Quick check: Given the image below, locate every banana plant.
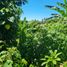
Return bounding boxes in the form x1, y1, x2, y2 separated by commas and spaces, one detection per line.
45, 0, 67, 17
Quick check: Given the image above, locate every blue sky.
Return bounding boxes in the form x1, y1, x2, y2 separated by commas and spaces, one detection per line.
20, 0, 63, 20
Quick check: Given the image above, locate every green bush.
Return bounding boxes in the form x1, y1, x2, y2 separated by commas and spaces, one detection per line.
17, 20, 67, 66
0, 0, 67, 67
41, 50, 61, 67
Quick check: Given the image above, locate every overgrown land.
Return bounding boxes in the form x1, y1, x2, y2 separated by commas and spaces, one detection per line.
0, 0, 67, 67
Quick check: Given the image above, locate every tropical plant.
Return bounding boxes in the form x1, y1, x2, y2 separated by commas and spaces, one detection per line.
45, 0, 67, 17
17, 19, 67, 66
41, 50, 61, 67
3, 60, 13, 67
0, 0, 67, 67
29, 64, 35, 67
0, 0, 27, 45
0, 0, 28, 67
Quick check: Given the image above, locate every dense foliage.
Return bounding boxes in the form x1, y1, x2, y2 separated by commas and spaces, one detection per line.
0, 0, 28, 67
0, 0, 67, 67
19, 19, 67, 67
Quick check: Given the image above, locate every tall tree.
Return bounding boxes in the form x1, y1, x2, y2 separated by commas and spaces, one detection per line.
45, 0, 67, 17
0, 0, 27, 46
0, 0, 28, 67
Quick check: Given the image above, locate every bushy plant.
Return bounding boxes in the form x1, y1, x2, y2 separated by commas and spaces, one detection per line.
0, 0, 28, 67
41, 50, 61, 67
0, 0, 67, 67
17, 19, 67, 66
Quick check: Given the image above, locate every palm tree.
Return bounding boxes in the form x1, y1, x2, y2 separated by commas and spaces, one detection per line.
45, 0, 67, 17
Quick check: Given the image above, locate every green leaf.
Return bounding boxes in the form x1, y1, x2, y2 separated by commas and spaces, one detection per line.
41, 62, 47, 66
40, 58, 46, 61
5, 24, 11, 30
55, 52, 62, 58
56, 58, 61, 61
52, 60, 57, 64
22, 59, 28, 65
3, 60, 13, 67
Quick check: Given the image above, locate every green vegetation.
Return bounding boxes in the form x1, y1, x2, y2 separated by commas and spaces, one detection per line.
46, 0, 67, 17
0, 0, 67, 67
41, 50, 61, 67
